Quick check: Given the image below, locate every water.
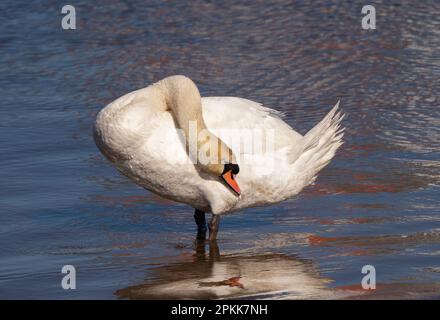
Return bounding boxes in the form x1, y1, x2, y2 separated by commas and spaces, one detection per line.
1, 0, 439, 299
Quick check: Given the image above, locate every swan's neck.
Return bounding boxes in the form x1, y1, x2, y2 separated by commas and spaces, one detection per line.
159, 75, 206, 136
157, 76, 232, 175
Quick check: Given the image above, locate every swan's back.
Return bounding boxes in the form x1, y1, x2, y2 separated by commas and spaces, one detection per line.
202, 97, 303, 152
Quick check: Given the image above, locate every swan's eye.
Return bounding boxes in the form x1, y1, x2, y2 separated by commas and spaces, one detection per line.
223, 163, 239, 175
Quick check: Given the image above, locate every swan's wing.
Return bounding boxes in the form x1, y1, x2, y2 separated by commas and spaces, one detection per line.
201, 97, 302, 153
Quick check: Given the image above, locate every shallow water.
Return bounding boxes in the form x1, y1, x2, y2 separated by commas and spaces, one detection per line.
1, 0, 439, 299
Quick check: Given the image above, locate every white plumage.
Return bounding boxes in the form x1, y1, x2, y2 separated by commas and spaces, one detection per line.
94, 75, 344, 215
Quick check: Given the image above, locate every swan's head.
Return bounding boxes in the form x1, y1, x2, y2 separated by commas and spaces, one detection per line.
203, 141, 241, 196
195, 131, 241, 196
220, 163, 241, 196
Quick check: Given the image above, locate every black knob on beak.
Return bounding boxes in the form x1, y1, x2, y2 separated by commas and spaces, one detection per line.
223, 163, 239, 175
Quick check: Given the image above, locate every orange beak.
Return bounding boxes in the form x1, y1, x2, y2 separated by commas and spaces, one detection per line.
221, 170, 241, 196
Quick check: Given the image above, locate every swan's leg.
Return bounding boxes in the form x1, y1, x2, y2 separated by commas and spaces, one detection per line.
194, 238, 220, 261
194, 209, 207, 240
209, 240, 220, 260
194, 237, 206, 260
208, 214, 220, 241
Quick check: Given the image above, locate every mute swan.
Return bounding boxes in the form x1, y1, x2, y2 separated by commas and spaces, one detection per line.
94, 75, 344, 240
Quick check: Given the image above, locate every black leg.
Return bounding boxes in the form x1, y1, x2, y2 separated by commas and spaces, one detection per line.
208, 215, 220, 241
194, 209, 207, 240
194, 237, 206, 260
194, 237, 220, 261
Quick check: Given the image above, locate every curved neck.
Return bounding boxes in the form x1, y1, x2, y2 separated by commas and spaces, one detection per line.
159, 75, 207, 136
157, 76, 233, 174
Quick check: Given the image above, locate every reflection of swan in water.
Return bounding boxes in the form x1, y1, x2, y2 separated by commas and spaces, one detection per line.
116, 241, 345, 300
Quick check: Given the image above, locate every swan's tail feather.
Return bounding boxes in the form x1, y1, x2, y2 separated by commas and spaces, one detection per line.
290, 101, 344, 188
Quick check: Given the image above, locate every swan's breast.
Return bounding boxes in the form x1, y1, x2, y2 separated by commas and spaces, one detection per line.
94, 94, 233, 211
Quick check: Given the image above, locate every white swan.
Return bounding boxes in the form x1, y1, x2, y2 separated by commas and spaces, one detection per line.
94, 75, 344, 240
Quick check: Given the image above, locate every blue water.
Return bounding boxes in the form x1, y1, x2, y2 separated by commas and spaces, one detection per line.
1, 0, 439, 299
